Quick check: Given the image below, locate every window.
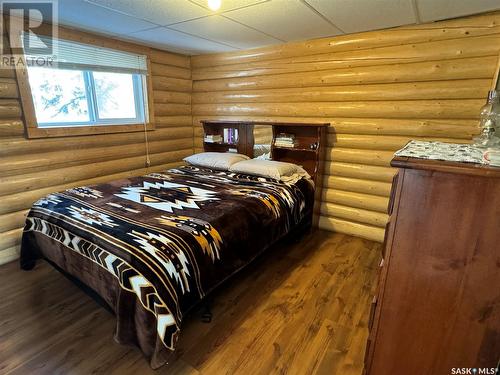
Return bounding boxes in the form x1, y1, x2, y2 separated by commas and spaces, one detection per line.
21, 34, 152, 137
28, 68, 145, 127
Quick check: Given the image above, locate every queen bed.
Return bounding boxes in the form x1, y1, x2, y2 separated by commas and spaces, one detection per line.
19, 121, 327, 368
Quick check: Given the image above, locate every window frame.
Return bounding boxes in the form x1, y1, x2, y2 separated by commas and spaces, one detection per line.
13, 24, 155, 139
30, 69, 146, 128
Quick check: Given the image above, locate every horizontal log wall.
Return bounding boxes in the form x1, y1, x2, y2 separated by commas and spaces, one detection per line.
254, 124, 273, 144
0, 36, 193, 265
192, 12, 500, 242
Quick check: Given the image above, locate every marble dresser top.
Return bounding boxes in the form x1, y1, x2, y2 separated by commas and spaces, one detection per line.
394, 141, 485, 164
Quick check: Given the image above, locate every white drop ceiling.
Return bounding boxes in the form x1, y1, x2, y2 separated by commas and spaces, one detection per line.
55, 0, 500, 55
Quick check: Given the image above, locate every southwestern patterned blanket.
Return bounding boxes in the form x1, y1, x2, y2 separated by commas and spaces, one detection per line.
20, 165, 313, 368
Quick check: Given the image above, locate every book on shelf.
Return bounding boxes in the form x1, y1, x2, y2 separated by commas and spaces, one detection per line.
274, 140, 296, 147
204, 134, 222, 143
274, 132, 297, 148
275, 132, 297, 147
223, 128, 239, 144
275, 133, 295, 141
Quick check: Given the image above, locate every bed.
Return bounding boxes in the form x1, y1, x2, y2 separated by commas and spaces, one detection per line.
20, 165, 314, 368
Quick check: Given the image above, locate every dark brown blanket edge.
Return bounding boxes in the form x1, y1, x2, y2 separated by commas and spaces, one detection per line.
20, 231, 175, 369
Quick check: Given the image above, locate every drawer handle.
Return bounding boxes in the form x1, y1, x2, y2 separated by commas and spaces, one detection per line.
364, 338, 372, 366
368, 295, 378, 331
382, 221, 391, 259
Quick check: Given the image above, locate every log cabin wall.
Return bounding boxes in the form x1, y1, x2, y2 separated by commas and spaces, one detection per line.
191, 12, 500, 243
2, 12, 500, 264
253, 124, 273, 145
0, 33, 193, 265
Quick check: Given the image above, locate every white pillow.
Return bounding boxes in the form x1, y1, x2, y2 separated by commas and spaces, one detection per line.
229, 159, 310, 183
183, 152, 249, 170
255, 151, 271, 160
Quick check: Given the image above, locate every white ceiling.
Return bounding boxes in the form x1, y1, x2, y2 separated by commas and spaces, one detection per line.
54, 0, 500, 55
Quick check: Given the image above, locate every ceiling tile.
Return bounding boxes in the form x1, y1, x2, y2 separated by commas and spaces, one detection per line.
58, 0, 157, 35
417, 0, 500, 22
225, 0, 342, 41
169, 15, 281, 49
125, 26, 237, 54
305, 0, 417, 33
191, 0, 269, 13
52, 0, 500, 56
85, 0, 210, 25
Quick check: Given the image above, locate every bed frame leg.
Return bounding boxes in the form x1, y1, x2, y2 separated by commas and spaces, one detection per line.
290, 215, 313, 243
201, 302, 212, 323
20, 258, 37, 271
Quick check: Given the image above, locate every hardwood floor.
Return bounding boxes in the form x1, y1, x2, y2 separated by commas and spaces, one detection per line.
0, 230, 381, 375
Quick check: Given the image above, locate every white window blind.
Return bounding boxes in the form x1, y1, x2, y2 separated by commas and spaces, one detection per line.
23, 34, 148, 74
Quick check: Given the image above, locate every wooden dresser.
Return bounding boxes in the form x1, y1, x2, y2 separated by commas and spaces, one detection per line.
364, 156, 500, 375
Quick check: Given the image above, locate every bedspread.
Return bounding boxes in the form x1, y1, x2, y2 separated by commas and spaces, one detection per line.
20, 165, 313, 368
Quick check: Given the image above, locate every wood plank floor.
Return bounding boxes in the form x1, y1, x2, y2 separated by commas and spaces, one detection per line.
0, 230, 381, 375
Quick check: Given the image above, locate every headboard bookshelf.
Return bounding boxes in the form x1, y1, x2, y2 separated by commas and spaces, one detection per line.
200, 120, 329, 187
201, 120, 254, 158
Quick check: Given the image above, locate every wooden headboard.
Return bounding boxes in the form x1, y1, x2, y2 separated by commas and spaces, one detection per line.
200, 120, 329, 187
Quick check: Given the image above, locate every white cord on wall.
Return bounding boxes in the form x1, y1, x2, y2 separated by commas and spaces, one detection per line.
144, 121, 151, 167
